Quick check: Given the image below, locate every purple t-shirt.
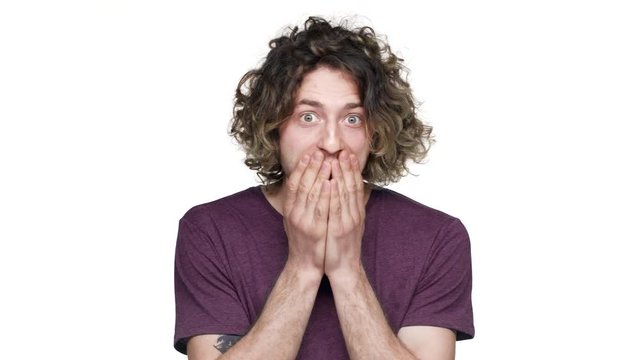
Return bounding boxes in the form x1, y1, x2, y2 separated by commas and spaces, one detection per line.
174, 186, 474, 357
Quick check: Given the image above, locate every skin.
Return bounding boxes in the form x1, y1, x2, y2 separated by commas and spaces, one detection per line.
270, 66, 373, 279
187, 66, 456, 359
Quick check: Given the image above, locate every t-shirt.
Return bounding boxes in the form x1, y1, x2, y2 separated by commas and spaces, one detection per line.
174, 186, 474, 357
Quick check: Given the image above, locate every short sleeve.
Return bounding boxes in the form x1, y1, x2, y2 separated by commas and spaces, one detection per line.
401, 218, 475, 340
173, 217, 250, 354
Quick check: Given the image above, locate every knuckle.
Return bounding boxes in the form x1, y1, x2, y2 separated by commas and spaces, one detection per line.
298, 181, 309, 192
286, 181, 297, 192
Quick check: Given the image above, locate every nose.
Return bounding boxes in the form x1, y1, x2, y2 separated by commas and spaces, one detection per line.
317, 121, 343, 156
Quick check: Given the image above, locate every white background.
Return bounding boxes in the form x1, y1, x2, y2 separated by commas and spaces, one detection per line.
1, 0, 639, 359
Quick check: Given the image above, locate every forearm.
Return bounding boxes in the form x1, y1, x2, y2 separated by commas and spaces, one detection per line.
329, 265, 417, 360
220, 262, 322, 360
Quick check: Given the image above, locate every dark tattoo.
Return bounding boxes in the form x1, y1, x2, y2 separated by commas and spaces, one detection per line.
214, 335, 242, 353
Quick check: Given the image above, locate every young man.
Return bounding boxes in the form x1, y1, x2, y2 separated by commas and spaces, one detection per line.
174, 17, 474, 359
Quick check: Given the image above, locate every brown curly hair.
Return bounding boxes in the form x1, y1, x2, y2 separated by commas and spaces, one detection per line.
230, 16, 433, 186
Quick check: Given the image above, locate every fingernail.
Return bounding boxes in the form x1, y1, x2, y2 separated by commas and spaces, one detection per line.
301, 155, 310, 165
313, 151, 323, 161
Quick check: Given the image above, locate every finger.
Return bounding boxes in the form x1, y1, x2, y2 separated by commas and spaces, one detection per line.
305, 160, 331, 222
329, 178, 341, 222
284, 154, 310, 212
315, 179, 331, 223
339, 152, 359, 222
294, 151, 324, 209
339, 151, 357, 195
331, 156, 351, 224
350, 153, 365, 218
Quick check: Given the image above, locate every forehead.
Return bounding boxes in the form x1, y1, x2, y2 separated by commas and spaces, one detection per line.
295, 66, 361, 101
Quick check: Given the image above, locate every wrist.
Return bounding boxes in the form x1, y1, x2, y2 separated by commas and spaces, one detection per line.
326, 262, 366, 287
283, 259, 324, 286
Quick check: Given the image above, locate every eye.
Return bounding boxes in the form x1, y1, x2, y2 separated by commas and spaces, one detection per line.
300, 113, 318, 123
345, 115, 362, 126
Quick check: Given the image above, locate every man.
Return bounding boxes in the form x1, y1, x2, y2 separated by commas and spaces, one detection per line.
174, 16, 474, 359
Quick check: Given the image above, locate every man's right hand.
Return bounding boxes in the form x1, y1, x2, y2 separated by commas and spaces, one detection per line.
282, 150, 331, 276
188, 154, 331, 359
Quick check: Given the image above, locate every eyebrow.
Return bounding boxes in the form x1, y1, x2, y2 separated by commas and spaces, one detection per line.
297, 98, 363, 110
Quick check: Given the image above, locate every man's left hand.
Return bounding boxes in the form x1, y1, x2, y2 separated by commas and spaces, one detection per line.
324, 150, 366, 277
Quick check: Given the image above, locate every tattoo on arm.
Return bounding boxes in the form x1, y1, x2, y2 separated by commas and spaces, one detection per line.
214, 335, 242, 353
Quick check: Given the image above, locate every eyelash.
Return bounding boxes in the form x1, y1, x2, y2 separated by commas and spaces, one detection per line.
299, 113, 363, 126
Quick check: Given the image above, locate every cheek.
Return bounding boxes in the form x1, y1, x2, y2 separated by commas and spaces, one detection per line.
278, 126, 318, 174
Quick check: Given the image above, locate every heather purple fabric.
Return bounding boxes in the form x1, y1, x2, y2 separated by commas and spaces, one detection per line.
174, 186, 474, 357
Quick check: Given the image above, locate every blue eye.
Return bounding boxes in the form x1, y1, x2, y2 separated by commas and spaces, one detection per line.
301, 113, 317, 122
346, 115, 361, 125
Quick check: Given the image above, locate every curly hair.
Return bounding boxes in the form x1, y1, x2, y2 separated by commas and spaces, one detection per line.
229, 16, 433, 186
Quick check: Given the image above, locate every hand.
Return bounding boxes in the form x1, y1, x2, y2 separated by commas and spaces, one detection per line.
324, 151, 366, 277
282, 150, 331, 275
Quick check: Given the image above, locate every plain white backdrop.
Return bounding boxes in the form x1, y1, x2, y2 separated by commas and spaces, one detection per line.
1, 0, 639, 359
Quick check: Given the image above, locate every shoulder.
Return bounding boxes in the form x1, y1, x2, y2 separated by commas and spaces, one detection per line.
180, 186, 264, 229
369, 186, 470, 254
371, 186, 463, 229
